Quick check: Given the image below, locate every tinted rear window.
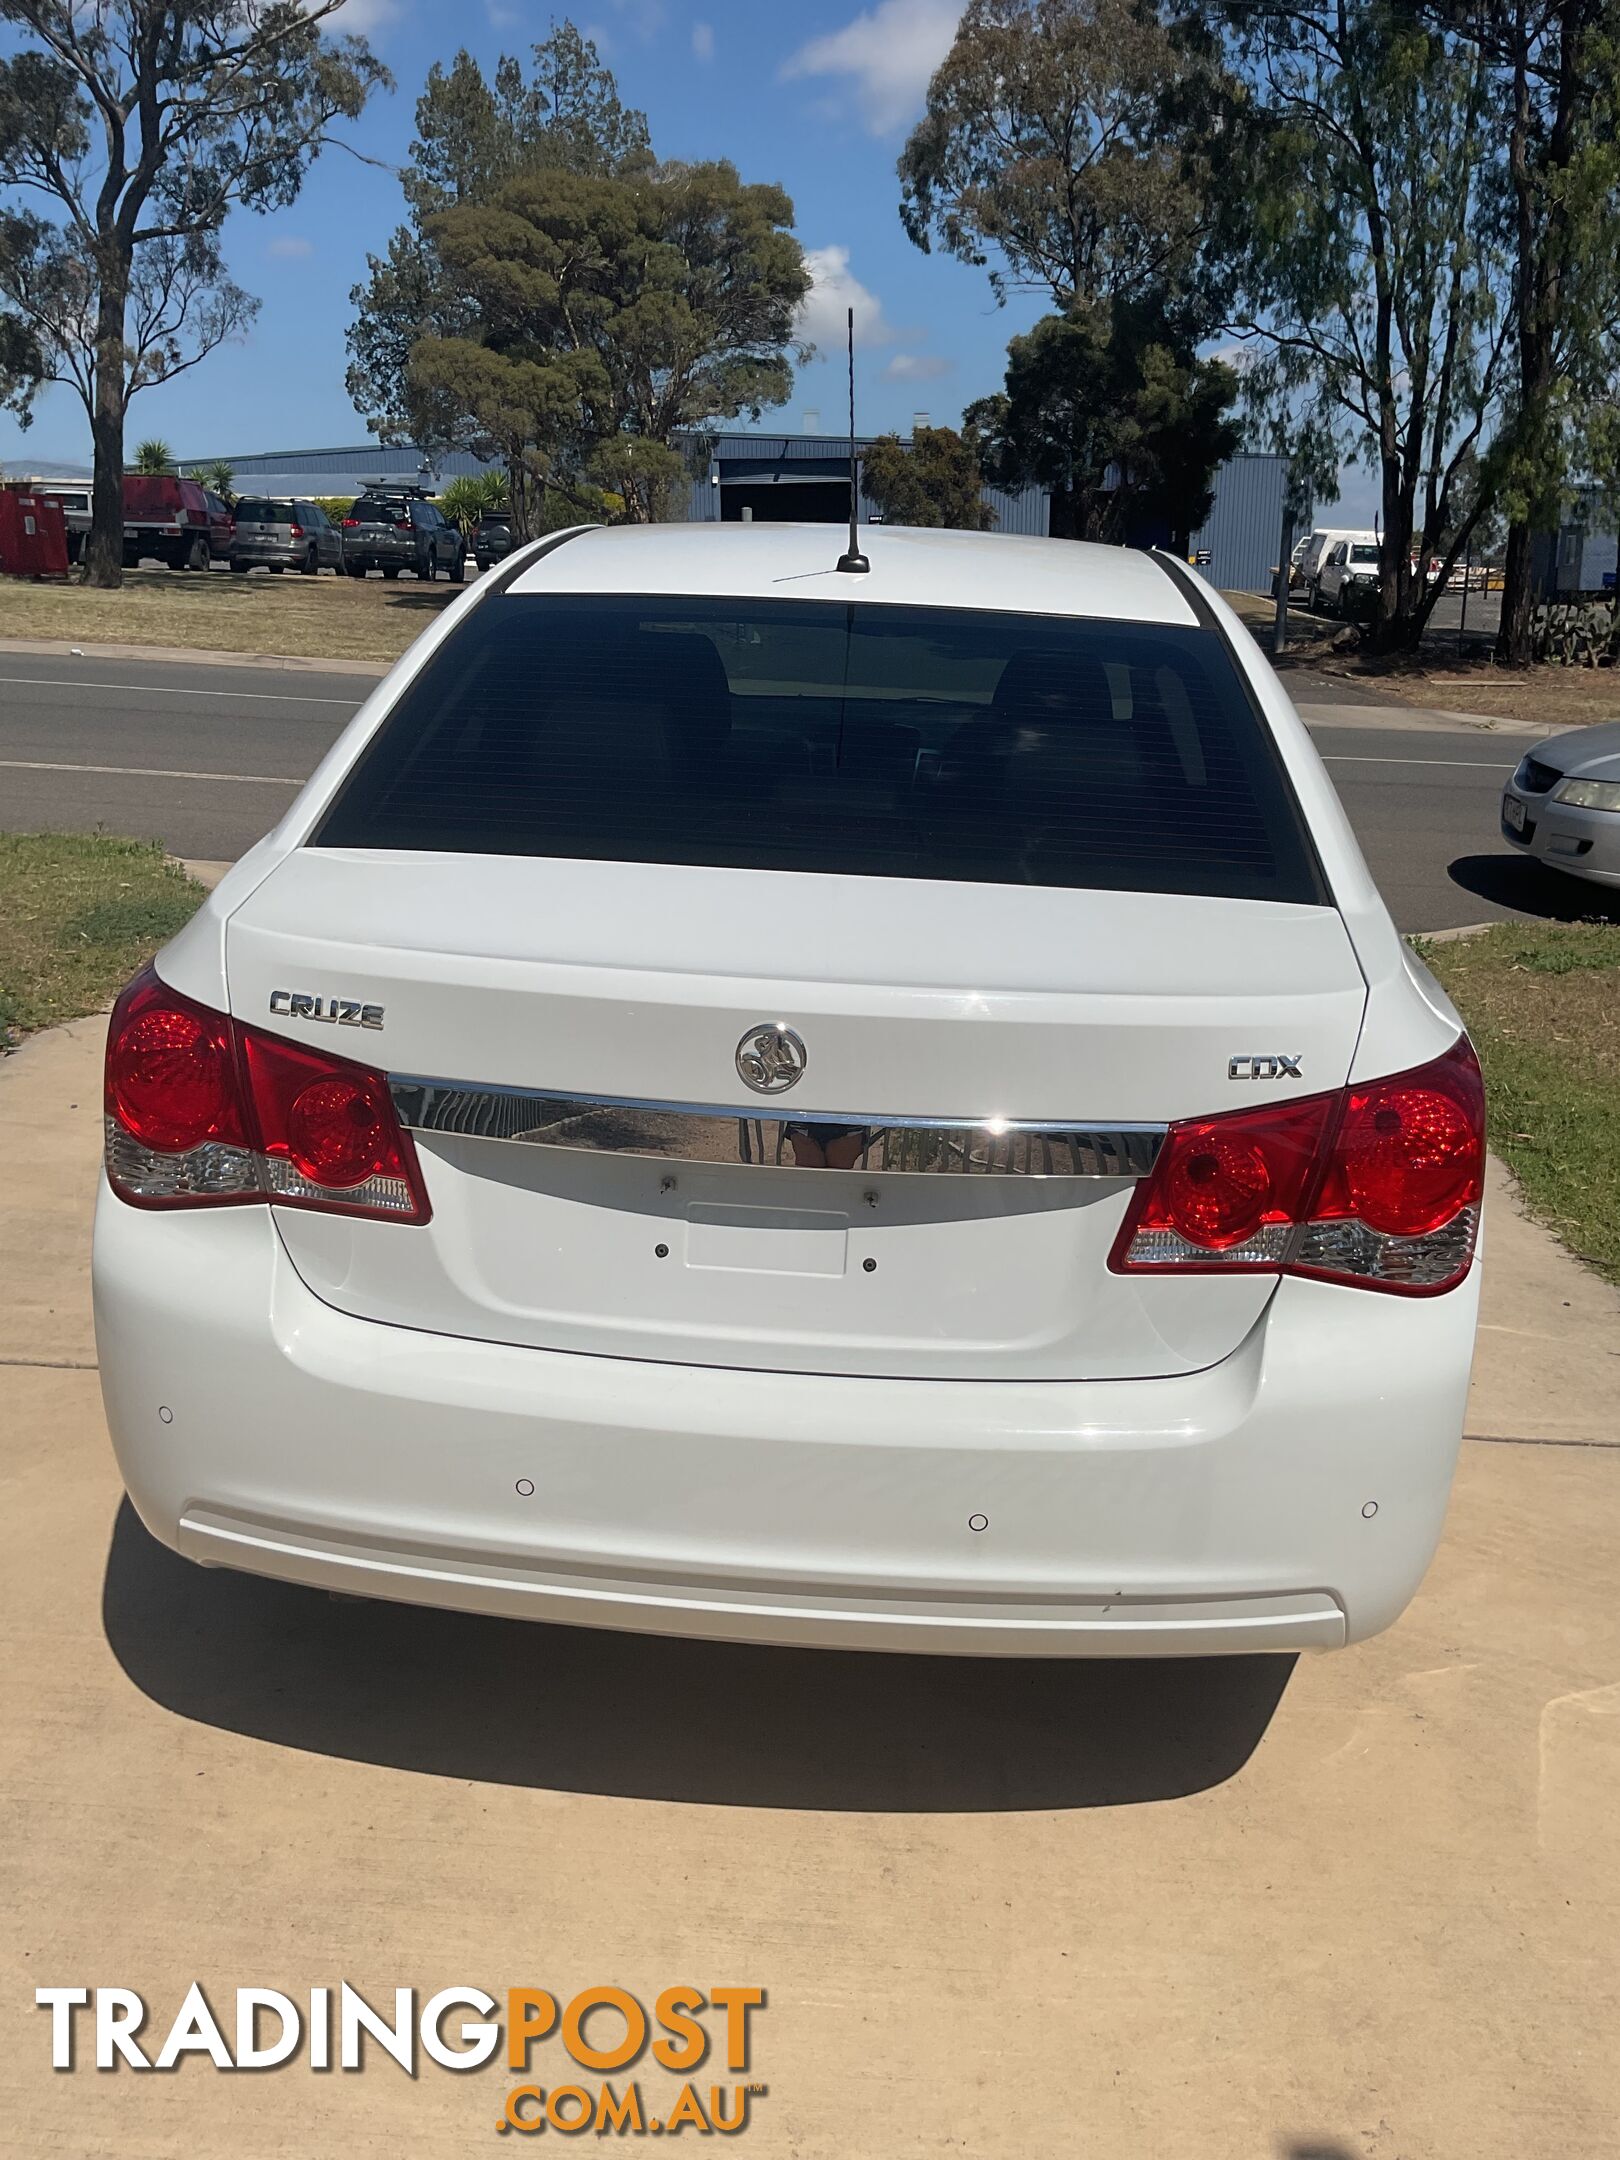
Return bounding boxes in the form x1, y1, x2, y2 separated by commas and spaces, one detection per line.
351, 498, 400, 522
236, 499, 295, 523
315, 595, 1325, 903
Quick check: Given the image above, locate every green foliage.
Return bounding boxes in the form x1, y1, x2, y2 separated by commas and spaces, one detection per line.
409, 159, 808, 526
195, 458, 236, 501
967, 298, 1239, 545
862, 427, 994, 529
130, 438, 175, 475
898, 0, 1219, 313
436, 470, 510, 534
310, 496, 354, 523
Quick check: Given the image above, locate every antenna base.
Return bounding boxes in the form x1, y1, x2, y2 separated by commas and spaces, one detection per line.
835, 548, 870, 574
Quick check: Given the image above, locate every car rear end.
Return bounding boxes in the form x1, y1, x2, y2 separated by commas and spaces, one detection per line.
1500, 728, 1620, 888
229, 498, 306, 572
93, 527, 1484, 1656
342, 495, 416, 575
121, 475, 213, 570
473, 512, 514, 570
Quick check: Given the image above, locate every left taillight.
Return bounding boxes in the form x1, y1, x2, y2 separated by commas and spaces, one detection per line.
1109, 1036, 1484, 1297
104, 966, 429, 1223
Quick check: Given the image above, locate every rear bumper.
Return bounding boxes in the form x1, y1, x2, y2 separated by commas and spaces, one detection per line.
93, 1183, 1479, 1657
1501, 789, 1620, 886
231, 541, 304, 569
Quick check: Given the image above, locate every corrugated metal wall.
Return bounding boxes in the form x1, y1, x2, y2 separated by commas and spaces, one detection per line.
1189, 455, 1291, 593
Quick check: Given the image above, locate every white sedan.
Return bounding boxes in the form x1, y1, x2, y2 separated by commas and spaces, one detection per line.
94, 523, 1484, 1656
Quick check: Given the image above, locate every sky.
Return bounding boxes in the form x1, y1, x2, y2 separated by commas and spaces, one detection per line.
0, 0, 1379, 521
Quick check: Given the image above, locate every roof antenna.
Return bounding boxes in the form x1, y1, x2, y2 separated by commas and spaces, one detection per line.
835, 304, 869, 574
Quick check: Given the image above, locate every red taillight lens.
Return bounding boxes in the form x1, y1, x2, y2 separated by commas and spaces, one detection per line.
1327, 1050, 1485, 1236
1123, 1094, 1336, 1267
285, 1075, 390, 1186
103, 968, 428, 1223
107, 990, 241, 1151
396, 519, 412, 533
104, 969, 257, 1208
1111, 1038, 1484, 1296
342, 517, 360, 527
288, 523, 304, 538
238, 1025, 428, 1220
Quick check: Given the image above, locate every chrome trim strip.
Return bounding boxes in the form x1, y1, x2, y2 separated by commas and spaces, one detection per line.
389, 1076, 1165, 1179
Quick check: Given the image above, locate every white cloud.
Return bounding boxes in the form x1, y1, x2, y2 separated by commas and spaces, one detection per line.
884, 351, 951, 381
691, 18, 714, 59
780, 0, 961, 135
268, 236, 314, 259
795, 246, 896, 358
317, 0, 403, 33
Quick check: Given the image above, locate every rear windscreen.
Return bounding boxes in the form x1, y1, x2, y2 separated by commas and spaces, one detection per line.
314, 594, 1326, 902
235, 499, 293, 523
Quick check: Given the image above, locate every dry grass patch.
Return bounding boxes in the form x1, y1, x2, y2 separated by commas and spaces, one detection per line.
0, 564, 462, 664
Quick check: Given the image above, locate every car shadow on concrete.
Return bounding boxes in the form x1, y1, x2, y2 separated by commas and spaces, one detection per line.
1448, 852, 1620, 923
101, 1503, 1295, 1813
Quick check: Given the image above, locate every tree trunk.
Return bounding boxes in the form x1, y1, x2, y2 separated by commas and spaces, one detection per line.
1498, 518, 1537, 667
83, 268, 129, 590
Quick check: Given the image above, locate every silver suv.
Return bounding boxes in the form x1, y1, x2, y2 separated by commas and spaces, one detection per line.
229, 499, 343, 576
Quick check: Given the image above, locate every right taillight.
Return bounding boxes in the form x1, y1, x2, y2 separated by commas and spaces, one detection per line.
1111, 1037, 1484, 1296
104, 967, 429, 1223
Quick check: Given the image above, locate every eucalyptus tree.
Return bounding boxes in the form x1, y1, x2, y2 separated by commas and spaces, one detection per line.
1414, 0, 1620, 660
1199, 0, 1512, 648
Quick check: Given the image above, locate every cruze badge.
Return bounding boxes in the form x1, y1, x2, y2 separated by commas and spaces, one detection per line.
269, 991, 385, 1030
1229, 1053, 1302, 1081
736, 1023, 807, 1094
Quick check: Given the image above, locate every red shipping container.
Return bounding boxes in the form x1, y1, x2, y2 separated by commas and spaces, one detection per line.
0, 489, 71, 578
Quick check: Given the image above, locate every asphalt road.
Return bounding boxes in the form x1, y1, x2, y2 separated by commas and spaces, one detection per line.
0, 648, 1607, 934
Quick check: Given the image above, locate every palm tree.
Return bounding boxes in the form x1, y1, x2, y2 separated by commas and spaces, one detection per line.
131, 438, 175, 475
437, 470, 510, 537
196, 459, 236, 502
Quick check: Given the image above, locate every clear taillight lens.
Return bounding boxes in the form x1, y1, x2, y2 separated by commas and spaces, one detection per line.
104, 967, 429, 1223
1110, 1038, 1484, 1296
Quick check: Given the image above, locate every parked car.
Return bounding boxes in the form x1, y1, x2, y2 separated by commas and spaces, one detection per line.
472, 509, 514, 571
1293, 527, 1374, 610
1317, 536, 1382, 616
230, 497, 342, 576
95, 524, 1485, 1659
121, 473, 217, 571
1500, 724, 1620, 890
341, 491, 465, 580
201, 490, 236, 563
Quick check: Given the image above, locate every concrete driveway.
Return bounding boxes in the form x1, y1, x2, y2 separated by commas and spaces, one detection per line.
2, 1016, 1618, 2158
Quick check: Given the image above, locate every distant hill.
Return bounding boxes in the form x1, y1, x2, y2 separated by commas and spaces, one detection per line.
0, 456, 92, 481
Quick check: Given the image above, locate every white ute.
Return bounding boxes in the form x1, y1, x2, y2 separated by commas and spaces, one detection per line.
94, 524, 1484, 1656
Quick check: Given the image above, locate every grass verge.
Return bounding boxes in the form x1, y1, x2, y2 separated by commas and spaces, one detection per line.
1419, 920, 1620, 1282
0, 833, 205, 1048
0, 563, 460, 664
